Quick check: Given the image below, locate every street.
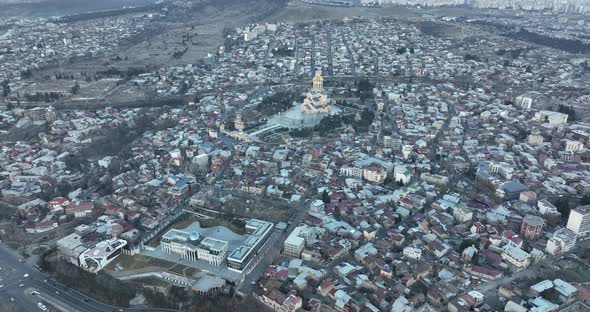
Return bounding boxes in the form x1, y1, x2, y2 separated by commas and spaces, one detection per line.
0, 244, 178, 312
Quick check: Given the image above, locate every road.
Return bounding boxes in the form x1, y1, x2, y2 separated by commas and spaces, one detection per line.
0, 244, 178, 312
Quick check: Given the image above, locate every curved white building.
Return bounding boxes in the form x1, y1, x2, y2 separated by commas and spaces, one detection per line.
78, 238, 127, 273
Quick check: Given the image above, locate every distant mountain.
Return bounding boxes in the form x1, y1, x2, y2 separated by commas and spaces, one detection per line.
0, 0, 159, 17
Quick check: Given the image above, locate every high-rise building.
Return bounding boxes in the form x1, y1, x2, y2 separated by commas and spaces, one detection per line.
520, 214, 545, 240
567, 205, 590, 237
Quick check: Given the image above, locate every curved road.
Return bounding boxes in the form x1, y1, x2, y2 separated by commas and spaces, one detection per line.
0, 244, 178, 312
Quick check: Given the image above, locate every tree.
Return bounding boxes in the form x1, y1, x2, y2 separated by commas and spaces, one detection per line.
1, 80, 10, 97
553, 196, 573, 220
458, 239, 478, 252
71, 82, 80, 95
321, 190, 330, 204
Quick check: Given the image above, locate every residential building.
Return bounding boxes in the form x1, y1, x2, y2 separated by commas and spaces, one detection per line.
284, 225, 311, 258
502, 245, 530, 271
567, 205, 590, 237
520, 214, 545, 240
546, 228, 577, 255
403, 246, 422, 260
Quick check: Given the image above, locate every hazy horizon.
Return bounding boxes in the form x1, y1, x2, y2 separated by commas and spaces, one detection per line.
0, 0, 158, 17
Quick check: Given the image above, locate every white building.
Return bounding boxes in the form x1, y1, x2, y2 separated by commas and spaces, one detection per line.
340, 167, 363, 179
564, 139, 584, 152
453, 206, 473, 223
284, 225, 312, 258
362, 166, 387, 183
97, 156, 113, 168
161, 229, 228, 266
546, 228, 577, 255
403, 246, 422, 260
528, 133, 544, 146
227, 219, 274, 272
402, 145, 413, 159
78, 238, 127, 273
538, 199, 559, 215
514, 94, 533, 109
394, 165, 411, 184
566, 205, 590, 237
502, 245, 530, 271
534, 110, 568, 126
489, 161, 514, 180
196, 237, 229, 266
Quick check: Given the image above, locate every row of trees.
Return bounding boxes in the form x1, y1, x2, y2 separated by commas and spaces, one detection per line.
291, 108, 376, 138
1, 79, 10, 97
172, 47, 189, 59
356, 78, 374, 103
507, 29, 590, 54
556, 104, 577, 122
144, 286, 266, 311
38, 249, 136, 307
38, 246, 267, 311
23, 91, 63, 102
256, 91, 299, 115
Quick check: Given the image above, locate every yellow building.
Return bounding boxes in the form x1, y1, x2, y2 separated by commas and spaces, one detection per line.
300, 72, 331, 115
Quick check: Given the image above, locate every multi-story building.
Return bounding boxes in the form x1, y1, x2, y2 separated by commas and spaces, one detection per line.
564, 139, 584, 152
520, 214, 545, 240
453, 206, 473, 223
383, 135, 402, 150
339, 166, 363, 179
362, 166, 387, 183
161, 229, 228, 266
528, 133, 544, 146
394, 165, 411, 184
502, 245, 530, 271
402, 145, 413, 159
538, 199, 559, 215
196, 237, 229, 266
403, 246, 422, 260
514, 94, 533, 109
227, 219, 274, 272
161, 229, 200, 261
534, 110, 568, 126
166, 174, 196, 201
546, 228, 577, 255
489, 161, 514, 180
284, 225, 312, 258
567, 205, 590, 237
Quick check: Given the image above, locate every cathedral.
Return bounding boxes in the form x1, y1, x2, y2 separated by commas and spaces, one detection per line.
300, 71, 331, 115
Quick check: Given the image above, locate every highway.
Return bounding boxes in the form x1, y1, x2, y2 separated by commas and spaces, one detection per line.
0, 244, 178, 312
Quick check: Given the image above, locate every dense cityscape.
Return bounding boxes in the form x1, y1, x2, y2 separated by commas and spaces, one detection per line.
1, 0, 590, 311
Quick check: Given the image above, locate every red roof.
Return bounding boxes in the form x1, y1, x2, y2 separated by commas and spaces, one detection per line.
48, 197, 67, 205
66, 201, 94, 211
363, 165, 384, 172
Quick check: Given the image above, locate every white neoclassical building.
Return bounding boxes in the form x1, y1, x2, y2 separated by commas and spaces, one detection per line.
161, 229, 228, 266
